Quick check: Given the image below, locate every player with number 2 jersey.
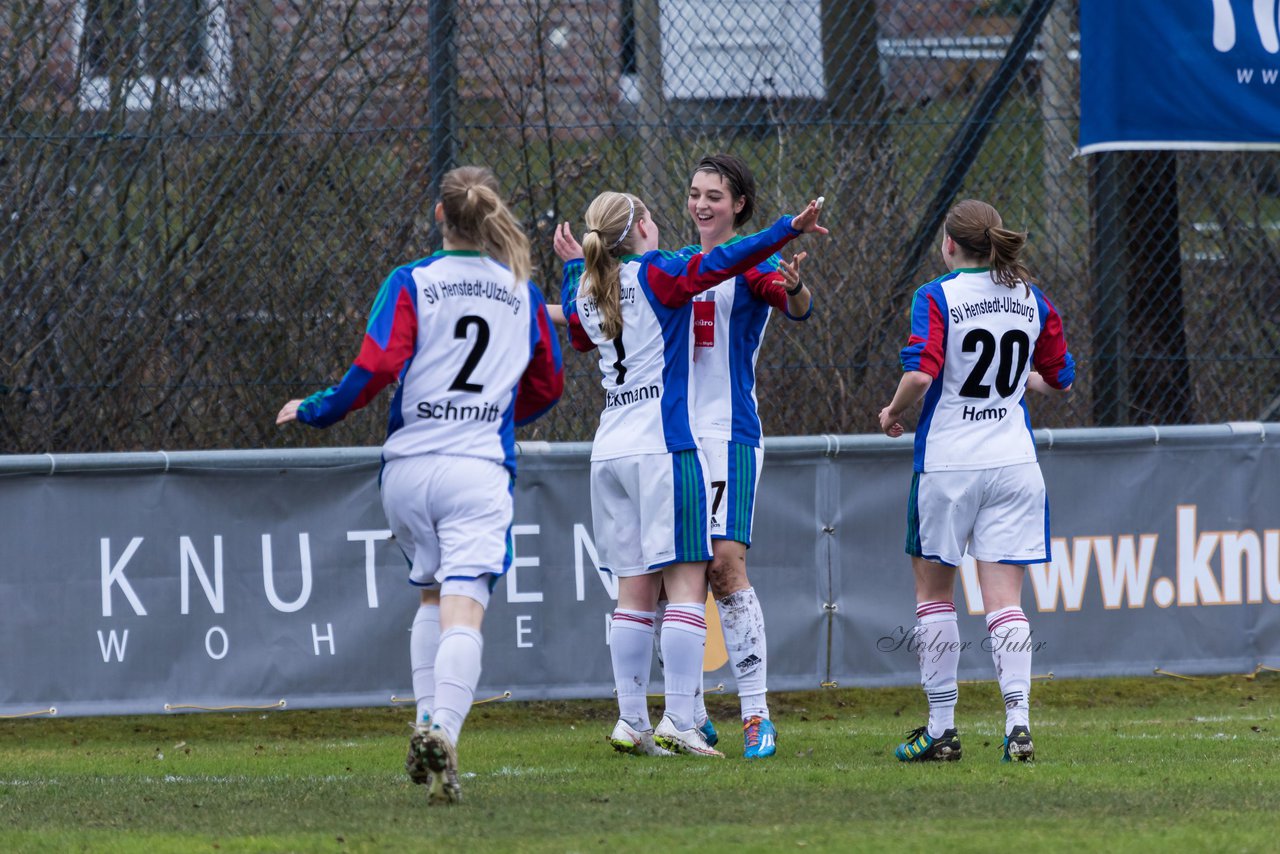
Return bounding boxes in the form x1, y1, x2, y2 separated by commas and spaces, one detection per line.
277, 166, 561, 807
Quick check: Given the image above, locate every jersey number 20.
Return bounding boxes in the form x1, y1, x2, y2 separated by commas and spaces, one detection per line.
959, 328, 1030, 398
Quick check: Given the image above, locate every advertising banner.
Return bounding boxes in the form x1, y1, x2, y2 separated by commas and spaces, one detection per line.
1079, 0, 1280, 154
2, 425, 1278, 717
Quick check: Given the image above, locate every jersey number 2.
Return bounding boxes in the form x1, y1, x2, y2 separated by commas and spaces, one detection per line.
449, 315, 490, 393
959, 328, 1030, 398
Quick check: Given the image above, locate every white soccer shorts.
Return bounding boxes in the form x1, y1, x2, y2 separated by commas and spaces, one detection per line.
380, 454, 513, 588
699, 437, 763, 546
590, 449, 712, 576
906, 462, 1049, 567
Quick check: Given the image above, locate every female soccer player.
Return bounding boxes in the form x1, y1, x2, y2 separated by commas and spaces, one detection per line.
276, 165, 563, 803
679, 154, 813, 759
557, 191, 825, 757
878, 198, 1074, 764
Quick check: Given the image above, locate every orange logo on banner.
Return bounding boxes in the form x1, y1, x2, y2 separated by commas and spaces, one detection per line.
703, 590, 728, 671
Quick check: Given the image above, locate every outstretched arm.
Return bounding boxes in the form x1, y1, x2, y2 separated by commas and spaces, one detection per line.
745, 250, 813, 320
644, 198, 828, 307
276, 269, 418, 429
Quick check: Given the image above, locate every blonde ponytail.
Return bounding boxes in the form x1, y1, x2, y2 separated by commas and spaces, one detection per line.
580, 192, 645, 340
439, 166, 531, 285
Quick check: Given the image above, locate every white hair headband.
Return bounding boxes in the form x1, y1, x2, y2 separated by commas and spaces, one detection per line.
609, 196, 637, 250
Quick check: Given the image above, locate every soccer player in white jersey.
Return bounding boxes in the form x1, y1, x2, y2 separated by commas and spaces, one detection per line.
276, 166, 563, 803
557, 191, 826, 757
676, 154, 813, 759
878, 199, 1074, 764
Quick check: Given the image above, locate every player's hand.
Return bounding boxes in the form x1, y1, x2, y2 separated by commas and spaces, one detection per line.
790, 198, 829, 235
276, 399, 303, 425
878, 405, 905, 438
780, 251, 807, 292
554, 222, 584, 262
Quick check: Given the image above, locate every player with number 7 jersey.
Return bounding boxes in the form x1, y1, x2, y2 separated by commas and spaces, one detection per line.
560, 207, 810, 463
557, 191, 825, 758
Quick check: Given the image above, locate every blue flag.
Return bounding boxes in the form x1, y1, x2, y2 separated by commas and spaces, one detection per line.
1079, 0, 1280, 154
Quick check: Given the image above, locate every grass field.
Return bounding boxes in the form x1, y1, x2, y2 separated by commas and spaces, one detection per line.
3, 674, 1279, 852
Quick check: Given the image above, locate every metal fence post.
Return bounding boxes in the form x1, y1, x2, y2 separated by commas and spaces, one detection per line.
634, 0, 666, 217
1090, 151, 1127, 426
427, 0, 457, 249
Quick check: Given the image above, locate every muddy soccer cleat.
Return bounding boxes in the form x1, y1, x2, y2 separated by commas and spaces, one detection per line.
742, 716, 777, 759
654, 715, 725, 757
1002, 725, 1034, 762
608, 719, 673, 756
411, 725, 462, 805
895, 725, 962, 762
405, 723, 435, 787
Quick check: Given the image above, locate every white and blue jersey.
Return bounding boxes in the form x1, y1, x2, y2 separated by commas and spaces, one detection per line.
296, 250, 563, 476
900, 267, 1075, 473
678, 237, 812, 446
561, 217, 802, 462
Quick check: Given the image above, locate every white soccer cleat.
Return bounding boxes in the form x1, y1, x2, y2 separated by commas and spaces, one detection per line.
608, 719, 674, 756
654, 715, 725, 757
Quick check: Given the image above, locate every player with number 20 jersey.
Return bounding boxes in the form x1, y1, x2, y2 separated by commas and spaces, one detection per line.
880, 198, 1073, 768
903, 267, 1073, 476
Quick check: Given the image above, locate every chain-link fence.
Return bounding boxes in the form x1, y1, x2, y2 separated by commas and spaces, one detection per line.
3, 0, 1278, 453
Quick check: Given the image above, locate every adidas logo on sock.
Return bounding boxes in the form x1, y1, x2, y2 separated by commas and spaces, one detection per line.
735, 654, 762, 672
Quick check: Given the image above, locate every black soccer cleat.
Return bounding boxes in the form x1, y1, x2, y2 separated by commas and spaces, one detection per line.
896, 725, 962, 762
1002, 725, 1034, 762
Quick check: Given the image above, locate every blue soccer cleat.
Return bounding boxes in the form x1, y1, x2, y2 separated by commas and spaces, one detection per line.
895, 725, 962, 762
698, 717, 719, 748
742, 716, 777, 759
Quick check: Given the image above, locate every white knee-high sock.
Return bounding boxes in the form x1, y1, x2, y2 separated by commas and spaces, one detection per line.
611, 609, 657, 730
660, 603, 707, 732
410, 603, 441, 725
915, 601, 960, 738
658, 603, 709, 726
987, 606, 1032, 733
717, 587, 769, 720
432, 626, 484, 745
